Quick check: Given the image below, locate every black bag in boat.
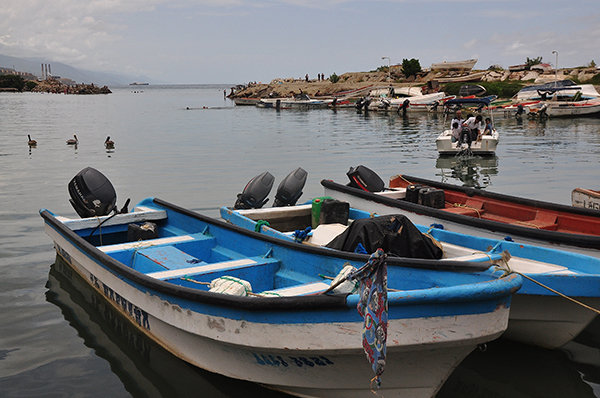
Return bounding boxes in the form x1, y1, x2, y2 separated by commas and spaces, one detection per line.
326, 215, 443, 259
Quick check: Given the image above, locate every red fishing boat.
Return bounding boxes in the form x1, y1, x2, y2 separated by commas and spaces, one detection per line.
321, 169, 600, 257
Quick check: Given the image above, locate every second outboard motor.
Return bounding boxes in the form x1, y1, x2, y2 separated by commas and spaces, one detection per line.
346, 165, 385, 192
515, 104, 524, 117
234, 171, 274, 209
398, 99, 410, 115
68, 167, 117, 218
273, 167, 308, 207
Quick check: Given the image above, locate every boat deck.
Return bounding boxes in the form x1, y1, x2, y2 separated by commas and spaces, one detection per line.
390, 177, 600, 236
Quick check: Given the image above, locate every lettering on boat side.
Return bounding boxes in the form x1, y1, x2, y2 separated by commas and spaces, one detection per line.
587, 201, 600, 210
252, 353, 334, 367
89, 272, 151, 331
56, 244, 72, 266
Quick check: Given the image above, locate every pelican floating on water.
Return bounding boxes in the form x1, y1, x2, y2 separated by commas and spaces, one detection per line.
104, 136, 114, 149
67, 135, 78, 145
28, 135, 37, 146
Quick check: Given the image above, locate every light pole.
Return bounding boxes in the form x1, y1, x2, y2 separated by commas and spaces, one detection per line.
382, 56, 391, 82
552, 50, 558, 85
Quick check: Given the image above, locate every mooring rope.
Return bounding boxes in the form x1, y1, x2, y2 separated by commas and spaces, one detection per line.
496, 259, 600, 315
446, 201, 483, 218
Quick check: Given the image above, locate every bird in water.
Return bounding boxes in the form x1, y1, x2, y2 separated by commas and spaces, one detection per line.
28, 135, 37, 146
67, 134, 78, 145
104, 136, 114, 149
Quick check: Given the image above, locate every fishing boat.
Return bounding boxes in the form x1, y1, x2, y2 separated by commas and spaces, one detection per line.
368, 92, 455, 112
221, 169, 600, 349
435, 98, 500, 155
320, 169, 600, 257
222, 202, 600, 349
256, 93, 330, 109
527, 98, 600, 118
513, 80, 600, 101
40, 167, 521, 398
233, 97, 260, 106
572, 188, 600, 211
433, 71, 488, 83
431, 59, 478, 71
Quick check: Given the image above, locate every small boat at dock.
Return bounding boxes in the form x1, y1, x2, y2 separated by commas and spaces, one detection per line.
40, 167, 521, 398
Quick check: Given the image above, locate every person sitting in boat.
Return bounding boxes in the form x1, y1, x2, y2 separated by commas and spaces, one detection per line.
482, 117, 493, 135
451, 110, 464, 130
451, 122, 461, 143
463, 114, 483, 142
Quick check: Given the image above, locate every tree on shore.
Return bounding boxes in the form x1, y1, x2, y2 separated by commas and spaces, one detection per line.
402, 59, 421, 78
0, 75, 26, 91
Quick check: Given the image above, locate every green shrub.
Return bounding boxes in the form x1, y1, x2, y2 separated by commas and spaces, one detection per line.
402, 58, 421, 77
0, 75, 26, 91
329, 73, 340, 84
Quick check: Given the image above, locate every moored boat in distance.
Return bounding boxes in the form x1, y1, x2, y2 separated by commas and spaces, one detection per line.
431, 59, 478, 71
572, 188, 600, 211
129, 82, 149, 86
527, 98, 600, 118
435, 98, 500, 155
40, 167, 522, 398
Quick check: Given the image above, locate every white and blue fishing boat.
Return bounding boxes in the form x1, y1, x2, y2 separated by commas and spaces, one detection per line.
221, 169, 600, 349
41, 167, 521, 398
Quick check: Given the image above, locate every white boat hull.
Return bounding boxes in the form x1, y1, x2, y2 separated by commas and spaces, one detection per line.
503, 295, 600, 348
45, 220, 511, 398
436, 129, 499, 155
321, 186, 600, 348
545, 98, 600, 117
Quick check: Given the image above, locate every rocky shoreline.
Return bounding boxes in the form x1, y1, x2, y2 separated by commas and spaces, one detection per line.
230, 68, 600, 100
32, 78, 112, 94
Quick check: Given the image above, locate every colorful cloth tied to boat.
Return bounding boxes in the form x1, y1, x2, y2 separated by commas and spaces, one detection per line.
349, 248, 388, 388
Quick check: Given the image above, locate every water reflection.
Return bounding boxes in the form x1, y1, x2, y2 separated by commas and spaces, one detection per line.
437, 339, 596, 398
46, 256, 291, 398
435, 155, 499, 188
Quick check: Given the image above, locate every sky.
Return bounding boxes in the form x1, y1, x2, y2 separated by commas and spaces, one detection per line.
1, 0, 599, 84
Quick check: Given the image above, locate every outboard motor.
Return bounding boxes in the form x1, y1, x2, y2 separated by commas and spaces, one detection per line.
346, 165, 385, 192
379, 99, 391, 110
68, 167, 117, 218
515, 104, 524, 117
234, 171, 274, 209
273, 167, 308, 207
398, 99, 410, 115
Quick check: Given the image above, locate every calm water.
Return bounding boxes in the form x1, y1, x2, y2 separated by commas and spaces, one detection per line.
1, 85, 600, 397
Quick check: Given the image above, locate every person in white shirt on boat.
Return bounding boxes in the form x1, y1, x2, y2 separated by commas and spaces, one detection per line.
451, 110, 464, 131
451, 122, 461, 143
463, 114, 483, 142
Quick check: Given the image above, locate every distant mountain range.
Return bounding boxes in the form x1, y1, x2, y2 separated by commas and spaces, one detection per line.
0, 53, 159, 86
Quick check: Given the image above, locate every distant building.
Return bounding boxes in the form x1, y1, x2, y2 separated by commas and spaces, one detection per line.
0, 66, 39, 81
56, 77, 76, 86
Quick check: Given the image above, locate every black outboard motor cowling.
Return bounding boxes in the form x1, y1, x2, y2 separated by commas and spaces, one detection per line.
234, 171, 274, 209
68, 167, 117, 218
347, 165, 385, 192
273, 167, 308, 207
